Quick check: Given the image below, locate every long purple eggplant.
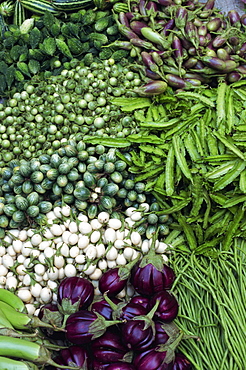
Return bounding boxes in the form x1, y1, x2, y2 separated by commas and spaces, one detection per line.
91, 327, 130, 363
57, 277, 94, 315
65, 310, 122, 345
149, 291, 179, 323
54, 345, 89, 370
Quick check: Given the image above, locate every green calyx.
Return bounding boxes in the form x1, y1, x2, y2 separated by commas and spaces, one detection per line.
89, 312, 123, 340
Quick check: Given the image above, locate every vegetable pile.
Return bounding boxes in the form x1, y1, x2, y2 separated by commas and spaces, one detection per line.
113, 0, 246, 90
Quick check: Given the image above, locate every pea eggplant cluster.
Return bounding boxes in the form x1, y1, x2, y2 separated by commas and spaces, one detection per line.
112, 0, 246, 93
40, 251, 192, 370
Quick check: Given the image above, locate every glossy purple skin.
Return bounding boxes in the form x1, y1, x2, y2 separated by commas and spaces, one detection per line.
65, 310, 99, 345
129, 296, 150, 310
153, 321, 169, 345
54, 345, 89, 370
121, 319, 155, 351
130, 263, 176, 296
99, 268, 128, 297
38, 303, 65, 341
91, 297, 121, 320
133, 348, 173, 370
173, 353, 192, 370
92, 328, 128, 363
120, 302, 148, 321
150, 291, 179, 323
106, 363, 136, 370
57, 277, 94, 310
89, 359, 110, 370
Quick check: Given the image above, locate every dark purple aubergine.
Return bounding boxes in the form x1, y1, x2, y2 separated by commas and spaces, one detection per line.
91, 297, 121, 320
150, 290, 179, 323
129, 295, 150, 310
38, 303, 65, 341
133, 348, 173, 370
99, 257, 139, 297
91, 327, 129, 364
54, 345, 89, 370
121, 300, 159, 351
173, 353, 192, 369
89, 359, 110, 370
130, 260, 175, 296
153, 320, 169, 345
57, 277, 94, 314
65, 310, 121, 345
107, 363, 136, 370
103, 294, 148, 322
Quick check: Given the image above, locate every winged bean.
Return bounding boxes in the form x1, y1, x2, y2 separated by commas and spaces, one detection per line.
165, 145, 175, 196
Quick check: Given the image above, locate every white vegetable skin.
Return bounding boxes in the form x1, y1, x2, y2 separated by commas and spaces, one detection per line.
95, 243, 106, 258
17, 288, 32, 303
68, 233, 79, 246
75, 254, 86, 264
89, 268, 102, 281
97, 212, 110, 224
40, 287, 52, 303
21, 241, 33, 257
123, 247, 134, 260
90, 219, 103, 230
50, 224, 63, 237
79, 222, 92, 234
69, 221, 78, 233
85, 246, 97, 260
106, 246, 118, 261
78, 235, 90, 249
155, 242, 168, 254
47, 267, 59, 281
34, 264, 46, 276
5, 276, 18, 290
18, 230, 28, 241
31, 234, 42, 246
2, 254, 14, 268
116, 253, 127, 266
107, 260, 117, 269
54, 255, 65, 269
0, 246, 6, 257
64, 264, 77, 277
108, 219, 122, 230
61, 205, 71, 217
98, 259, 107, 271
12, 240, 23, 254
103, 228, 117, 244
130, 211, 142, 221
83, 264, 97, 276
125, 207, 137, 217
16, 264, 26, 276
130, 231, 142, 246
39, 240, 52, 251
114, 239, 124, 250
62, 230, 72, 244
69, 246, 80, 258
90, 230, 101, 244
30, 283, 42, 298
53, 206, 62, 218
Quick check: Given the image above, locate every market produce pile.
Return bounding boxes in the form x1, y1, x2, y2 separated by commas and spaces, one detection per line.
0, 0, 246, 369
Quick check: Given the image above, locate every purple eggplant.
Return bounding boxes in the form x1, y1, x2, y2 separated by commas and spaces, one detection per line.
57, 277, 94, 315
106, 363, 136, 370
91, 297, 121, 320
89, 359, 110, 370
130, 251, 175, 296
130, 21, 149, 36
173, 353, 192, 369
121, 300, 159, 351
228, 10, 241, 26
54, 345, 89, 370
149, 291, 179, 323
65, 310, 122, 345
153, 320, 169, 345
91, 327, 129, 364
129, 296, 150, 310
133, 348, 173, 370
38, 303, 65, 341
104, 294, 148, 321
98, 256, 140, 297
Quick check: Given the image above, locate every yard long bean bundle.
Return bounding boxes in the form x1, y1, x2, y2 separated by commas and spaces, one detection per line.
170, 238, 246, 369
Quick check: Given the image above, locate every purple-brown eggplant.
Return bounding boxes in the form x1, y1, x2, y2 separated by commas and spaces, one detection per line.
54, 345, 89, 370
91, 297, 121, 320
130, 239, 175, 296
65, 310, 122, 345
149, 291, 179, 323
91, 327, 130, 364
38, 303, 65, 341
98, 256, 140, 297
57, 277, 94, 315
134, 80, 167, 96
173, 353, 192, 369
89, 359, 109, 370
121, 300, 159, 351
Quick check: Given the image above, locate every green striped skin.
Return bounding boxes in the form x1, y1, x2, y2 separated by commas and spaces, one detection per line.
19, 0, 59, 14
13, 0, 26, 26
52, 0, 92, 11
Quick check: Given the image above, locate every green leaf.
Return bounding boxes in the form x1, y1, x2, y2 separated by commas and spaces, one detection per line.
5, 65, 15, 89
17, 61, 30, 77
55, 38, 73, 59
28, 59, 40, 75
43, 11, 56, 30
43, 37, 56, 56
29, 27, 42, 49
